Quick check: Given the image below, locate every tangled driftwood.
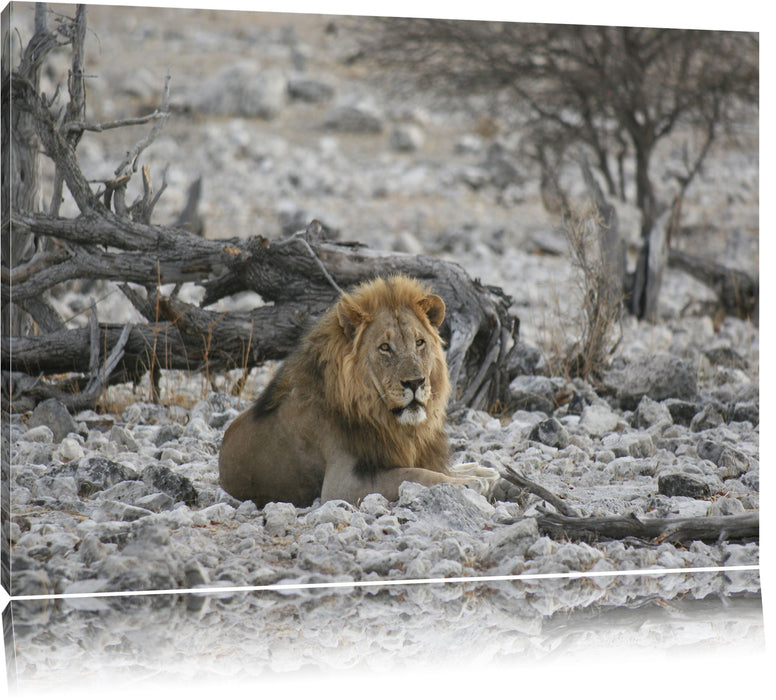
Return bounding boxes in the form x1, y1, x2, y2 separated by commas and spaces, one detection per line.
2, 6, 520, 412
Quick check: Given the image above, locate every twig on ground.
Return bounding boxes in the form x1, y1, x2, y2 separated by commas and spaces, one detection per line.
500, 464, 581, 518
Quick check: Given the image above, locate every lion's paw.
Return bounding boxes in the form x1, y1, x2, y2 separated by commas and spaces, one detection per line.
448, 461, 501, 497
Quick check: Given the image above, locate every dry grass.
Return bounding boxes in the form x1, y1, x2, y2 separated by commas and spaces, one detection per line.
540, 203, 623, 382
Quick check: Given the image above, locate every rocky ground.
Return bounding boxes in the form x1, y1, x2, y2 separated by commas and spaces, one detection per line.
4, 3, 761, 691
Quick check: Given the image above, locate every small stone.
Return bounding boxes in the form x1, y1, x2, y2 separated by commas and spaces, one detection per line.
93, 500, 153, 523
28, 398, 78, 442
730, 401, 759, 425
287, 77, 334, 103
657, 473, 712, 499
198, 503, 236, 524
110, 425, 140, 451
359, 492, 391, 518
631, 395, 673, 430
263, 501, 298, 537
135, 492, 175, 512
355, 548, 403, 576
664, 400, 699, 426
602, 432, 656, 459
718, 447, 749, 480
22, 425, 54, 443
594, 450, 616, 464
236, 500, 260, 517
183, 417, 217, 441
579, 404, 621, 437
428, 559, 463, 578
509, 375, 562, 414
703, 346, 748, 370
187, 63, 287, 119
706, 496, 745, 516
184, 558, 210, 588
454, 133, 485, 155
527, 536, 556, 558
209, 410, 237, 429
398, 482, 489, 535
154, 423, 184, 447
305, 499, 354, 527
121, 402, 169, 425
11, 569, 53, 598
142, 464, 199, 506
159, 447, 186, 465
697, 438, 724, 464
99, 480, 152, 504
529, 417, 569, 449
389, 124, 424, 152
691, 405, 725, 432
75, 457, 139, 498
56, 437, 84, 463
486, 518, 539, 561
404, 557, 432, 579
323, 100, 384, 133
78, 533, 112, 565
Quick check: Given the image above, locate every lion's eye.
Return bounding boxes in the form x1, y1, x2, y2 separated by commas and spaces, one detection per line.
416, 338, 426, 348
379, 343, 392, 354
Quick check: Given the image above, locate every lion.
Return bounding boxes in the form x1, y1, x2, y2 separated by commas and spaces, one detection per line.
218, 274, 497, 507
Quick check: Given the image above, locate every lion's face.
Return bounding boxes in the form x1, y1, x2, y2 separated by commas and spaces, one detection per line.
334, 277, 450, 429
359, 306, 440, 425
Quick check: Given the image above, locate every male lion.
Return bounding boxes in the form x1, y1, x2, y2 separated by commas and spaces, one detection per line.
218, 275, 495, 507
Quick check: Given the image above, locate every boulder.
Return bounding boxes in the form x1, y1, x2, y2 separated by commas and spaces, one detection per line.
604, 354, 697, 410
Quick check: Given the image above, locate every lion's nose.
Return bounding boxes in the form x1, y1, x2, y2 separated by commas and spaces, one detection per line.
401, 377, 425, 393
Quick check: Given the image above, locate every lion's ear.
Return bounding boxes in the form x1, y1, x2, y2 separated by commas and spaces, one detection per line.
336, 295, 366, 340
419, 294, 445, 328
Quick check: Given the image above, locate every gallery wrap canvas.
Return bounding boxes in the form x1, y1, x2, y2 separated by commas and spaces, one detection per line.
1, 0, 764, 696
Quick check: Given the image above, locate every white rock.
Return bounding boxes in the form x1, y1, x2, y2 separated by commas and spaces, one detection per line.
22, 425, 54, 443
56, 438, 85, 463
263, 502, 298, 537
579, 404, 621, 437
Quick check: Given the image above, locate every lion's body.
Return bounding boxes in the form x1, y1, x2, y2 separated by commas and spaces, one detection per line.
219, 275, 474, 507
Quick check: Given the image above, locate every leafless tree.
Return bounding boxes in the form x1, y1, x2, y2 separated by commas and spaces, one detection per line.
355, 19, 758, 318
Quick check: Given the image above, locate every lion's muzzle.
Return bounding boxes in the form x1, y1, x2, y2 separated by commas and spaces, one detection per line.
393, 376, 428, 425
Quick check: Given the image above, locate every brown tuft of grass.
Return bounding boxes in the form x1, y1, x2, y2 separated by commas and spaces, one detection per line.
543, 203, 623, 382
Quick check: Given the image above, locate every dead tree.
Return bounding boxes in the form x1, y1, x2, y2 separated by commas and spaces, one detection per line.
1, 6, 520, 413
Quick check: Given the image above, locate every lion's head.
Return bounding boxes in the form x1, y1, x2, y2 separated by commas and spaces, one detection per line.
315, 275, 450, 433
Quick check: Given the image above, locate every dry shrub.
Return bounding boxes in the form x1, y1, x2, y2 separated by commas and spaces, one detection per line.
546, 203, 623, 381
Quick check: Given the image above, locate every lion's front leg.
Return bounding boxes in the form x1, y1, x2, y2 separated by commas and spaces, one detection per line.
444, 461, 501, 498
321, 460, 450, 504
321, 459, 500, 504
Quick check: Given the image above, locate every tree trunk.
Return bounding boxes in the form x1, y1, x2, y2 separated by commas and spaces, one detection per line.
1, 3, 52, 335
632, 134, 657, 241
630, 207, 671, 321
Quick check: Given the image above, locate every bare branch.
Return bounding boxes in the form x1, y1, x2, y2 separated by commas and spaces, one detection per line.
114, 72, 171, 177
62, 109, 167, 135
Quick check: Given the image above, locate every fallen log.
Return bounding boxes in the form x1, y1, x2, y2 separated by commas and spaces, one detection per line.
500, 465, 758, 545
2, 220, 520, 410
668, 248, 758, 322
537, 510, 759, 545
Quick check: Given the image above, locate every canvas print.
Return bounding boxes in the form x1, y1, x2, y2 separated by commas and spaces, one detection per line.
1, 1, 762, 693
